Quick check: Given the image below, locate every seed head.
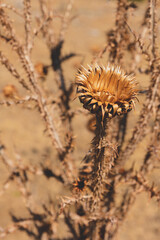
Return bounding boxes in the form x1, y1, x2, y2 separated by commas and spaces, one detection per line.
34, 62, 48, 79
3, 84, 18, 98
73, 178, 87, 192
76, 64, 138, 119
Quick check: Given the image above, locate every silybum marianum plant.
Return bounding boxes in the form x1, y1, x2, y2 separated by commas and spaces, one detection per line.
76, 64, 138, 211
76, 64, 137, 119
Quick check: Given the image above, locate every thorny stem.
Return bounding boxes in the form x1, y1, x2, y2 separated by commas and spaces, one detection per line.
90, 116, 111, 211
59, 0, 74, 42
150, 0, 157, 61
79, 115, 117, 213
91, 116, 107, 187
23, 0, 32, 54
85, 113, 118, 214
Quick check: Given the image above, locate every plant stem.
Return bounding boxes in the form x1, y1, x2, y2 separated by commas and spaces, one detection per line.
90, 115, 108, 211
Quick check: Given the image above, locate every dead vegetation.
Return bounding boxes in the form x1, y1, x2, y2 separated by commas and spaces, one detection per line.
0, 0, 159, 239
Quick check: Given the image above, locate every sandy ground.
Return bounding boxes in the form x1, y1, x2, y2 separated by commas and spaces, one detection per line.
0, 0, 160, 239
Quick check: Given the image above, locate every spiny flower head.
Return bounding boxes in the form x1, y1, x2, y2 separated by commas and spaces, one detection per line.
3, 84, 18, 99
73, 178, 87, 192
76, 64, 138, 119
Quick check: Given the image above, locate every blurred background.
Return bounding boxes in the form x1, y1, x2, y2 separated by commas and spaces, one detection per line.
0, 0, 160, 239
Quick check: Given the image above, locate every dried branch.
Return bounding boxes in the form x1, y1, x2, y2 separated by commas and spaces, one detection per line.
59, 0, 75, 42
0, 51, 29, 90
23, 0, 32, 53
0, 3, 23, 17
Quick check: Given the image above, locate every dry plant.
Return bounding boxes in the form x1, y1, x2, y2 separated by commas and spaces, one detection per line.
0, 0, 160, 239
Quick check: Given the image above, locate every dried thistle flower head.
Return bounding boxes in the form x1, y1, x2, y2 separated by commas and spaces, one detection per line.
34, 62, 48, 79
73, 178, 87, 192
76, 64, 138, 119
3, 84, 18, 98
